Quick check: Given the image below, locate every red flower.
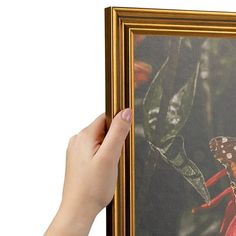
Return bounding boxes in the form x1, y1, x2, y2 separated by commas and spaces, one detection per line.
134, 61, 152, 88
192, 169, 236, 235
222, 195, 236, 236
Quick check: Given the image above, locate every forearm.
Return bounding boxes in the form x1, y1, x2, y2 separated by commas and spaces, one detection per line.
44, 202, 97, 236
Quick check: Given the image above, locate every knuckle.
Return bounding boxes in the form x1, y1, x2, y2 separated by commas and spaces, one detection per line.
67, 134, 77, 152
68, 134, 76, 146
78, 126, 89, 137
68, 127, 89, 147
69, 134, 77, 142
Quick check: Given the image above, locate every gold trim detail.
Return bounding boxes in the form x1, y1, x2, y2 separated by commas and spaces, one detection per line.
105, 6, 236, 236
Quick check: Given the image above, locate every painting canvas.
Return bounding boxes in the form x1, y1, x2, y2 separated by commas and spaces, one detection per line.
105, 7, 236, 236
134, 35, 236, 236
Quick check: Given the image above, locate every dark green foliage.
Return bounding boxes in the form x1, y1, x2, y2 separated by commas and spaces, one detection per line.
135, 36, 235, 235
142, 38, 210, 204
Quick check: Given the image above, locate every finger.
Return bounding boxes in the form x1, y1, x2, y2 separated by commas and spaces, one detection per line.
79, 113, 106, 156
85, 113, 106, 142
94, 108, 132, 164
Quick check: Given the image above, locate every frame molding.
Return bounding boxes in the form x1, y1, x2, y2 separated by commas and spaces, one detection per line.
105, 7, 236, 236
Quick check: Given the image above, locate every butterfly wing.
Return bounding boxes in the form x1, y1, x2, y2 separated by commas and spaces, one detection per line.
207, 137, 236, 235
209, 136, 236, 179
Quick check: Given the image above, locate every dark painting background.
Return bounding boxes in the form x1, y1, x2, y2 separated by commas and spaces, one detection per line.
134, 35, 236, 236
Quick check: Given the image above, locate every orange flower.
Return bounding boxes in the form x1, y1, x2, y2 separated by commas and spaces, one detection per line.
134, 35, 146, 47
134, 61, 152, 88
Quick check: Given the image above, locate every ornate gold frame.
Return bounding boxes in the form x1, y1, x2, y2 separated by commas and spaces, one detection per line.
105, 7, 236, 236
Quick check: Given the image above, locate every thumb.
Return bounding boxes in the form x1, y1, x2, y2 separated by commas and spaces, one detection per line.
95, 108, 132, 164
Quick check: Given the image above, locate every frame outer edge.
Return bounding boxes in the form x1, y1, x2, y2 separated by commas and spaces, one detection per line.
105, 7, 126, 236
105, 8, 114, 236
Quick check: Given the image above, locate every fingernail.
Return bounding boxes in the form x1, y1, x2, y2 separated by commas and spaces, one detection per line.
121, 108, 132, 122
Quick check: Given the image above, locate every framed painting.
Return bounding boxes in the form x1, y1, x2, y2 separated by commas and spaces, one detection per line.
105, 7, 236, 236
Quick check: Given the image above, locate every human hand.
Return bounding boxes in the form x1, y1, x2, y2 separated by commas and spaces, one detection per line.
44, 108, 132, 236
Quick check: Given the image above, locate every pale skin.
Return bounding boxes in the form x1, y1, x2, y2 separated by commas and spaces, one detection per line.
44, 108, 132, 236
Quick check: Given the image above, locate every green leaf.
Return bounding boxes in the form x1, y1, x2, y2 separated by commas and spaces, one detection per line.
142, 57, 169, 143
148, 137, 210, 204
143, 58, 199, 146
161, 62, 200, 143
142, 57, 210, 203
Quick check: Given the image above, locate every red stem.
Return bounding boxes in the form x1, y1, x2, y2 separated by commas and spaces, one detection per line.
205, 168, 228, 187
192, 187, 233, 213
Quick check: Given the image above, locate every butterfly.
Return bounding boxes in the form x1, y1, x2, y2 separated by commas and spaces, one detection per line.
192, 136, 236, 236
209, 136, 236, 235
209, 136, 236, 179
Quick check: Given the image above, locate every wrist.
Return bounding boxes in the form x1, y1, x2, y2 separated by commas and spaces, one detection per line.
45, 200, 98, 236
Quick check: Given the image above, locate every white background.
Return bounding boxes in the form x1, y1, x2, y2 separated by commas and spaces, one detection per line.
0, 1, 236, 235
